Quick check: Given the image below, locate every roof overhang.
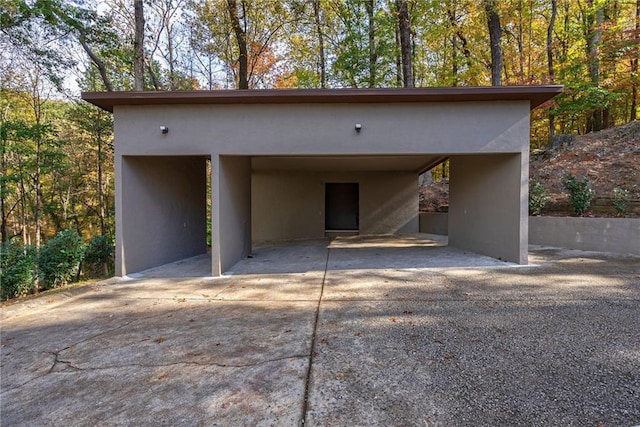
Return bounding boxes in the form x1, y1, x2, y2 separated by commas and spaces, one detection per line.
82, 86, 563, 113
251, 155, 448, 174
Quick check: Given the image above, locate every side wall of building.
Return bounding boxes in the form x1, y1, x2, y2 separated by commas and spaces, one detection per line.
449, 153, 528, 264
117, 156, 207, 275
252, 171, 418, 243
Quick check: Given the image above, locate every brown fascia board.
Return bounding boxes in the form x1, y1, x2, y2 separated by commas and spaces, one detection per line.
82, 85, 563, 113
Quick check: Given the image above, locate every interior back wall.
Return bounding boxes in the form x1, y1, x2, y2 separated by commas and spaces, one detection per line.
252, 171, 418, 243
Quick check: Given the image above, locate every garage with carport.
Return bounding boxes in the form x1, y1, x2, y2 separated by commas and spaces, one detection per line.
82, 86, 562, 276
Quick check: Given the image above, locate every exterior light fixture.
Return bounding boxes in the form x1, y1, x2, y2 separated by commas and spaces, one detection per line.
355, 123, 362, 133
160, 126, 169, 134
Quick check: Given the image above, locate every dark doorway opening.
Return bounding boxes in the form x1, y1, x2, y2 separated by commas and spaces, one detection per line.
325, 183, 359, 234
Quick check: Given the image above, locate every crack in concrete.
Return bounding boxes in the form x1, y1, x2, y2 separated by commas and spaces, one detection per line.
50, 356, 81, 373
0, 351, 57, 393
0, 310, 175, 394
1, 352, 310, 394
300, 246, 330, 426
76, 354, 310, 371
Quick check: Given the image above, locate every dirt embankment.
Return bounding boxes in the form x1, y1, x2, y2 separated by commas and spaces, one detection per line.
420, 120, 640, 217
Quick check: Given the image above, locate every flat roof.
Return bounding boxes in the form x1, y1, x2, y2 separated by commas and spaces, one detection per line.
82, 86, 563, 113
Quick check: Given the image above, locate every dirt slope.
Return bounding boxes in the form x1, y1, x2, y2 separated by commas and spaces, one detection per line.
420, 120, 640, 217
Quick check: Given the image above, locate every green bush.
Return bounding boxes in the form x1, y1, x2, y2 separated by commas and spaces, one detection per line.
0, 241, 37, 301
83, 235, 114, 277
613, 187, 629, 216
529, 181, 548, 216
38, 228, 85, 289
562, 174, 595, 216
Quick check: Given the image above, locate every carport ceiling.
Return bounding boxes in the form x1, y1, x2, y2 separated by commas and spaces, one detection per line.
251, 155, 447, 173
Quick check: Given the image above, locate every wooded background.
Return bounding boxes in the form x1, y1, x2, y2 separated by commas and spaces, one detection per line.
1, 0, 639, 248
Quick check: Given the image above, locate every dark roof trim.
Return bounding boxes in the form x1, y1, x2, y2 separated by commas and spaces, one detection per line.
82, 86, 563, 113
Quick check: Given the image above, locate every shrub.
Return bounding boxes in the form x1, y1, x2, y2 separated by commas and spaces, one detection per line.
562, 174, 595, 216
0, 241, 37, 301
529, 181, 548, 216
38, 228, 85, 289
83, 235, 114, 277
613, 187, 629, 216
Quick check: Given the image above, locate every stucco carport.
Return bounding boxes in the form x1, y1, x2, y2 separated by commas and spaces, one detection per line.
82, 86, 562, 276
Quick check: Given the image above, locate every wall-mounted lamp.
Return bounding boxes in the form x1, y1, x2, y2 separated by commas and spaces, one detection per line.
355, 123, 362, 133
160, 126, 169, 134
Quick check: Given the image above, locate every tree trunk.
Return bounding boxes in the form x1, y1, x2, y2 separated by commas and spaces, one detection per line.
631, 0, 639, 121
451, 34, 458, 86
227, 0, 249, 89
547, 0, 557, 141
586, 0, 604, 131
1, 135, 7, 243
134, 0, 145, 91
31, 82, 42, 248
483, 0, 502, 86
79, 38, 114, 91
366, 0, 376, 88
312, 0, 326, 88
516, 0, 525, 80
97, 129, 106, 236
447, 3, 472, 85
33, 135, 41, 248
18, 161, 28, 246
146, 59, 163, 90
394, 21, 402, 85
396, 0, 413, 87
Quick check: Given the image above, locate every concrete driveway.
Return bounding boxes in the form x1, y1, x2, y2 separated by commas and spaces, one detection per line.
1, 235, 639, 426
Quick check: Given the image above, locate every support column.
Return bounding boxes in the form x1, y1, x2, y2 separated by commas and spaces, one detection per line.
449, 153, 528, 264
211, 155, 252, 275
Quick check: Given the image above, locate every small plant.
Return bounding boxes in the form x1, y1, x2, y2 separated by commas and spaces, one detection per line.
83, 235, 114, 277
613, 187, 629, 216
529, 181, 548, 216
0, 241, 37, 301
562, 174, 595, 216
38, 228, 85, 289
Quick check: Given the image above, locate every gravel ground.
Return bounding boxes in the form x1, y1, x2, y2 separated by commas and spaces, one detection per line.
2, 238, 639, 426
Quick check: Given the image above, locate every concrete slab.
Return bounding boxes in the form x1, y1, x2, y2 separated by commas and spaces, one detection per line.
1, 296, 316, 426
1, 237, 639, 426
327, 234, 515, 270
305, 299, 639, 426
